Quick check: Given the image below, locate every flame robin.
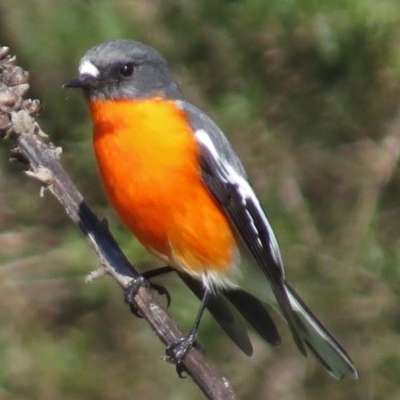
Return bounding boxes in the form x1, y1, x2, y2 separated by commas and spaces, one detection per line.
65, 39, 358, 380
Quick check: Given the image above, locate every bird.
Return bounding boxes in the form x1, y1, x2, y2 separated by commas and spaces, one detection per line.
65, 39, 358, 380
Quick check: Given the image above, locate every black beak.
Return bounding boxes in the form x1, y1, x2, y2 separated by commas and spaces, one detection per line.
63, 74, 96, 89
63, 77, 84, 89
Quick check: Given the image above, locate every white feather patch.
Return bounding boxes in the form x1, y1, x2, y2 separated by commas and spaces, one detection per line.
196, 128, 284, 269
79, 60, 100, 77
202, 270, 238, 292
225, 164, 283, 267
195, 129, 221, 160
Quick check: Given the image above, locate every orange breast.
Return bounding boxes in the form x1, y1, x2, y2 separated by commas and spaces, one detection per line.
89, 98, 237, 277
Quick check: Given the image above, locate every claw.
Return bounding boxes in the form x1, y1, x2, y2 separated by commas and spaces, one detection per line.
124, 275, 171, 317
165, 334, 202, 363
150, 282, 171, 308
165, 335, 205, 378
164, 288, 210, 377
166, 336, 191, 362
124, 275, 149, 317
176, 363, 188, 379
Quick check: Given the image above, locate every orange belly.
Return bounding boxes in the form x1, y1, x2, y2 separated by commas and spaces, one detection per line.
89, 98, 237, 278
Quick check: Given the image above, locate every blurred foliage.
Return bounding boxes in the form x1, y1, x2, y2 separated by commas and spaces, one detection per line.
1, 0, 400, 399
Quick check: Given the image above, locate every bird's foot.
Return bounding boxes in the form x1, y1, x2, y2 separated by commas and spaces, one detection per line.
165, 333, 203, 378
124, 274, 171, 317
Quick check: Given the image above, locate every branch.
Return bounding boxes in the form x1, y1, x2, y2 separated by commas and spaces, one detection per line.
0, 44, 238, 400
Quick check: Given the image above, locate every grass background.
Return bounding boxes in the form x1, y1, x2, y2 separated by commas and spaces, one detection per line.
1, 1, 400, 399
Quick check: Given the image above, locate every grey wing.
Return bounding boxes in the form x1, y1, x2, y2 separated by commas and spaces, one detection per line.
177, 100, 248, 178
178, 100, 307, 356
181, 101, 358, 379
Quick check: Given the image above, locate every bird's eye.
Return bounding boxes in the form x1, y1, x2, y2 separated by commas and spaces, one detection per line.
119, 63, 134, 77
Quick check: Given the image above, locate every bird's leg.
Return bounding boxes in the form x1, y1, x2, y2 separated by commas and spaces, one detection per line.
166, 288, 211, 377
125, 266, 174, 317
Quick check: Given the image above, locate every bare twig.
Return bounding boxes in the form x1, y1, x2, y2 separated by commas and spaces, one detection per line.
0, 45, 238, 400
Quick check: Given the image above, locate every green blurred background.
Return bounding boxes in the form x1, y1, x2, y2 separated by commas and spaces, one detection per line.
1, 1, 400, 399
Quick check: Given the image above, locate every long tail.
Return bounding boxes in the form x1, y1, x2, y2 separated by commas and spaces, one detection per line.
285, 282, 358, 379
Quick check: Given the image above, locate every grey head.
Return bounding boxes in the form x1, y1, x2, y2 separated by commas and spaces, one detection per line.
65, 39, 182, 100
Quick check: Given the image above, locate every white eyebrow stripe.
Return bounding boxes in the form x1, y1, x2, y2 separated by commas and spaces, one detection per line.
79, 60, 100, 77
